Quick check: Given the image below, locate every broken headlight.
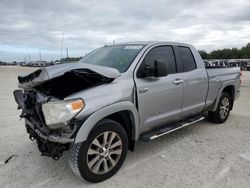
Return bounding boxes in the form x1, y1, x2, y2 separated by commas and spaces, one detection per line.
42, 99, 84, 129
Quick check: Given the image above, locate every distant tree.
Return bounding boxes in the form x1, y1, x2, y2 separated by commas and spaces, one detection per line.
60, 57, 82, 62
199, 43, 250, 59
198, 50, 209, 59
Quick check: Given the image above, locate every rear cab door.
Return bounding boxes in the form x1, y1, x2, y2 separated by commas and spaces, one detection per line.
174, 45, 208, 118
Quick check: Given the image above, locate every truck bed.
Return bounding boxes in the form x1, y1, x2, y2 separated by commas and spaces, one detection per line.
205, 67, 241, 109
206, 67, 240, 77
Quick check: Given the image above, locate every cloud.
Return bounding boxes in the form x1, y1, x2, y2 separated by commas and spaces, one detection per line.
0, 0, 249, 61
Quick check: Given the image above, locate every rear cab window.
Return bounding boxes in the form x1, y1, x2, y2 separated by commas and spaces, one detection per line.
178, 46, 197, 72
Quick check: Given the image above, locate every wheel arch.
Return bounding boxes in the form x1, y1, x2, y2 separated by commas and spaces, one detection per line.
212, 82, 235, 111
105, 111, 136, 151
74, 101, 140, 148
223, 85, 235, 110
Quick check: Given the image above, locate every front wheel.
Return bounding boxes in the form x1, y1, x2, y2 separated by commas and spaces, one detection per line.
69, 119, 128, 183
208, 92, 232, 123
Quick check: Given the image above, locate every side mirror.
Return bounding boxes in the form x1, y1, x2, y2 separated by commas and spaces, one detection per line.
137, 62, 154, 78
138, 59, 168, 78
143, 64, 155, 77
154, 60, 168, 77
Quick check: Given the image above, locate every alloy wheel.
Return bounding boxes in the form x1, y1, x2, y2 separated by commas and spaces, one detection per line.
219, 97, 230, 120
86, 131, 123, 174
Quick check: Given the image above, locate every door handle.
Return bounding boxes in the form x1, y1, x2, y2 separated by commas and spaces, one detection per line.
139, 88, 149, 93
173, 79, 183, 85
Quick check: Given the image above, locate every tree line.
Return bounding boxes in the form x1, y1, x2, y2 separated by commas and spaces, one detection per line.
199, 43, 250, 59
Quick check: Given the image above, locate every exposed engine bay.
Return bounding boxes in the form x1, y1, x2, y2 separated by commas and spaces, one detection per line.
18, 68, 114, 99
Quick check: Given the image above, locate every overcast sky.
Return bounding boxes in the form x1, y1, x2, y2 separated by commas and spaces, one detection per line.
0, 0, 249, 62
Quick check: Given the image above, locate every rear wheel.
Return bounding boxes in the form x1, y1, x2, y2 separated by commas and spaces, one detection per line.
69, 119, 128, 183
208, 92, 232, 123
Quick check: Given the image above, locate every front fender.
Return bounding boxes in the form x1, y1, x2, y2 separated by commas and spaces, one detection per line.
74, 101, 140, 143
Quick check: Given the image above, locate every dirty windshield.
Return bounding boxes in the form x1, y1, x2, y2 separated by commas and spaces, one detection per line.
78, 44, 144, 72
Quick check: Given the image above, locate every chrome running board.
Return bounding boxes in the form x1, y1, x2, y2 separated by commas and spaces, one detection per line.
141, 116, 205, 141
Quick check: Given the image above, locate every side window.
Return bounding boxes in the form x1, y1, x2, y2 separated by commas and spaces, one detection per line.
179, 47, 197, 72
143, 46, 177, 74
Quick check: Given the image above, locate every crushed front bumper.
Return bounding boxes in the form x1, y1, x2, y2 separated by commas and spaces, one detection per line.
25, 119, 72, 160
25, 119, 74, 144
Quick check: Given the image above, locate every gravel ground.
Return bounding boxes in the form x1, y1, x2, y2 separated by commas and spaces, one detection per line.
0, 66, 250, 188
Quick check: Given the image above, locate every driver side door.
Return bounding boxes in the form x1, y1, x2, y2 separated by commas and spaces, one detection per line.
134, 45, 184, 132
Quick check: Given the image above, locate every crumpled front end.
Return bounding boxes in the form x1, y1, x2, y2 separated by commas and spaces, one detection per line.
13, 89, 82, 160
13, 63, 120, 160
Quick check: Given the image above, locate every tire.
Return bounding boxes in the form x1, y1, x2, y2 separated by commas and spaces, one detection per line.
69, 119, 128, 183
208, 92, 232, 123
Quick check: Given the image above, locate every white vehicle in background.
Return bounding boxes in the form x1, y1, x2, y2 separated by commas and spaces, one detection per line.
247, 60, 250, 70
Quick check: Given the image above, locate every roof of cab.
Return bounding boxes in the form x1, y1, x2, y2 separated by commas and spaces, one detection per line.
112, 41, 193, 48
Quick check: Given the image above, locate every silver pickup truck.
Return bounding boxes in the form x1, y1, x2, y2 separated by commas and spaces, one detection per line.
13, 41, 241, 183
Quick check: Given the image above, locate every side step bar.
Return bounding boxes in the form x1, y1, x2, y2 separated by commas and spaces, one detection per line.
140, 116, 205, 141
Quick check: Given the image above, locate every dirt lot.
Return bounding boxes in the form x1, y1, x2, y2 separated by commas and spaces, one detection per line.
0, 66, 249, 188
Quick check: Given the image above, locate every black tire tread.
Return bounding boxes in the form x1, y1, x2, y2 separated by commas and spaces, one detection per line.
69, 142, 83, 180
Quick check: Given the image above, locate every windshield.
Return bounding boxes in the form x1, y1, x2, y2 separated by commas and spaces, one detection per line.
78, 44, 144, 73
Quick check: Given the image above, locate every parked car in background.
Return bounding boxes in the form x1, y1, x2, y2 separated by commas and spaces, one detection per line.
247, 60, 250, 70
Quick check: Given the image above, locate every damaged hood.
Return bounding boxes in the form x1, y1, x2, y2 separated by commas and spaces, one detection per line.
18, 63, 120, 89
17, 63, 121, 99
